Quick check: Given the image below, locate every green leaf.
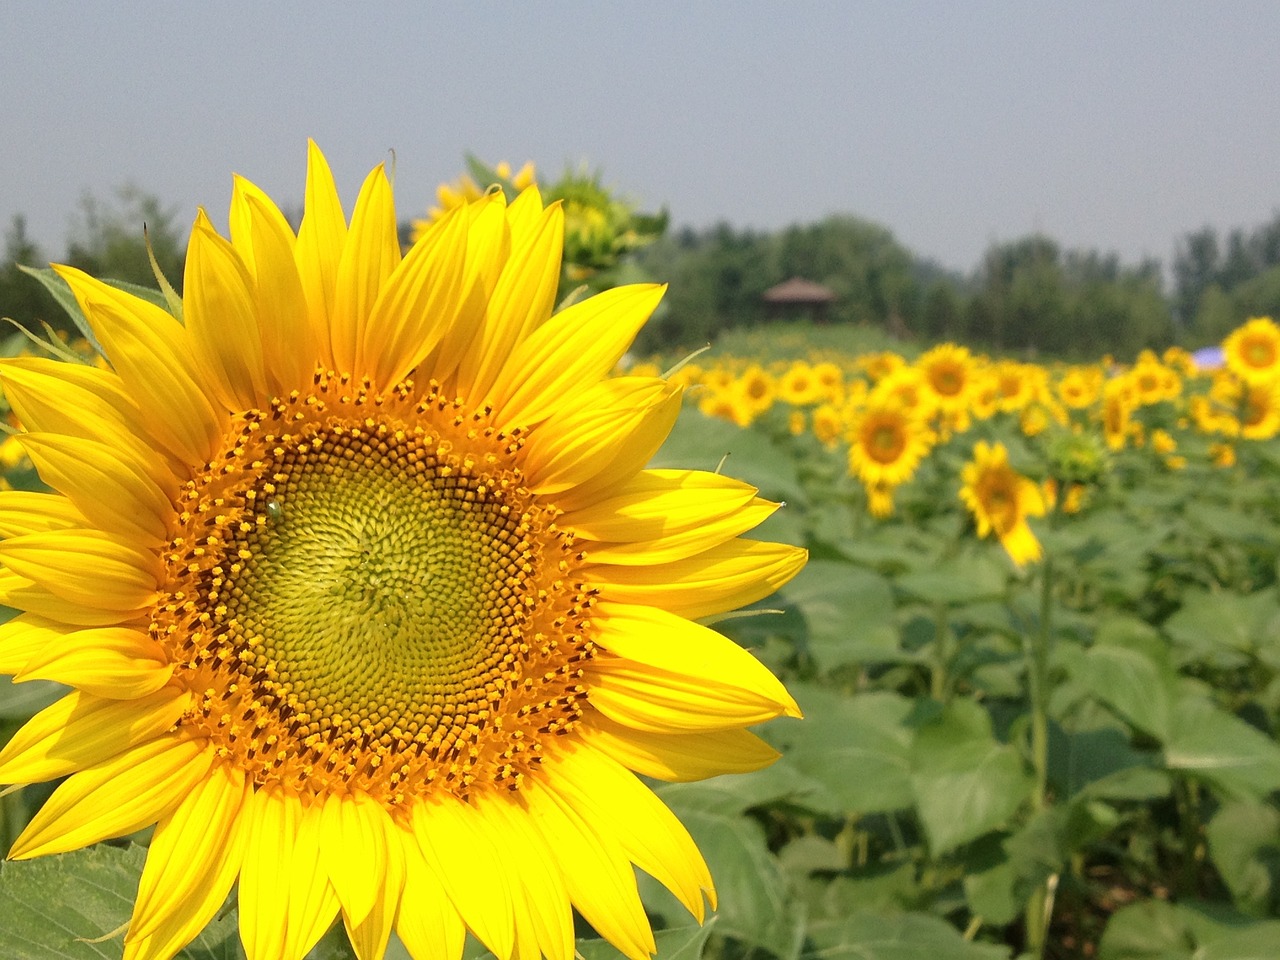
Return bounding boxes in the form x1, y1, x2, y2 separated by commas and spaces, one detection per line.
0, 675, 67, 719
908, 699, 1032, 856
576, 924, 714, 960
783, 560, 899, 667
1205, 800, 1280, 915
803, 910, 1010, 960
766, 687, 915, 815
1164, 696, 1280, 799
653, 410, 805, 505
1098, 899, 1195, 959
1069, 633, 1175, 741
1162, 588, 1280, 670
894, 556, 1007, 607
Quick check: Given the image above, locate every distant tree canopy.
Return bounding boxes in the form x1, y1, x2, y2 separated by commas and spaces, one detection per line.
635, 218, 1175, 359
1173, 213, 1280, 342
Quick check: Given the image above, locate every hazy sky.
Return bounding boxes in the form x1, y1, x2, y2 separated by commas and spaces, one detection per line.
3, 2, 1280, 277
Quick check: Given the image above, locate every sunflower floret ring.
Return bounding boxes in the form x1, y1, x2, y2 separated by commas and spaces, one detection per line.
0, 143, 805, 960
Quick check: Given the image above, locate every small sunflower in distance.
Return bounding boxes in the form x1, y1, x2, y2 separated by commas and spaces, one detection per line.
1223, 316, 1280, 384
0, 143, 805, 960
959, 440, 1047, 567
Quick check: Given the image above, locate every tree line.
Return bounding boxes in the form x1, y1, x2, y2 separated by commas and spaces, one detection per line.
4, 186, 1279, 361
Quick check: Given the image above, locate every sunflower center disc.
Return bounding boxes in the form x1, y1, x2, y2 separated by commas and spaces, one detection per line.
154, 374, 594, 804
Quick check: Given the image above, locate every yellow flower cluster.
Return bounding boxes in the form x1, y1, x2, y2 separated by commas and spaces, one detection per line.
666, 316, 1280, 566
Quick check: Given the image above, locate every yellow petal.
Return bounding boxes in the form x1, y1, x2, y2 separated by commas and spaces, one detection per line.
19, 434, 171, 545
342, 802, 405, 960
473, 793, 574, 960
128, 761, 251, 944
580, 713, 782, 782
0, 357, 180, 490
0, 614, 68, 673
295, 139, 348, 371
561, 468, 759, 542
0, 492, 87, 539
228, 173, 296, 273
0, 530, 160, 611
285, 798, 344, 960
16, 625, 172, 699
242, 191, 317, 390
487, 284, 665, 430
52, 265, 222, 465
0, 569, 139, 626
184, 209, 269, 410
239, 786, 299, 960
582, 498, 780, 566
458, 201, 563, 401
8, 735, 211, 859
522, 775, 655, 960
321, 790, 386, 927
522, 378, 680, 497
0, 687, 189, 785
333, 163, 400, 375
363, 204, 467, 389
394, 819, 466, 960
586, 540, 807, 620
412, 793, 515, 960
546, 742, 714, 919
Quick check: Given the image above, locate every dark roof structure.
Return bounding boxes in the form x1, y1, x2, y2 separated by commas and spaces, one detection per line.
762, 277, 836, 304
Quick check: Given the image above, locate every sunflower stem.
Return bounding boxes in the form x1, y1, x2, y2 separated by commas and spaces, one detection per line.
1022, 556, 1055, 960
929, 601, 951, 703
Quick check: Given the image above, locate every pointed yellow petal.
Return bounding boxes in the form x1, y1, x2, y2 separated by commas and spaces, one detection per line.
321, 790, 386, 927
284, 797, 344, 960
244, 192, 317, 390
8, 736, 211, 859
423, 195, 510, 390
586, 540, 807, 620
0, 530, 159, 611
0, 357, 180, 491
562, 468, 759, 543
522, 776, 655, 960
522, 379, 680, 497
238, 786, 296, 960
363, 204, 467, 389
0, 614, 68, 674
546, 742, 715, 919
580, 713, 782, 782
19, 434, 170, 545
128, 761, 251, 943
295, 140, 348, 371
0, 491, 87, 538
185, 209, 269, 410
16, 625, 172, 699
395, 820, 466, 960
458, 201, 563, 401
412, 794, 515, 960
334, 163, 400, 375
0, 569, 139, 626
474, 794, 574, 960
0, 687, 189, 785
52, 265, 222, 465
582, 499, 780, 566
342, 802, 404, 960
488, 284, 665, 429
229, 173, 296, 272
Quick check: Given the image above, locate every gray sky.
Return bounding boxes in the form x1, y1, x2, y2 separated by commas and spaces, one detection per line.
3, 2, 1279, 277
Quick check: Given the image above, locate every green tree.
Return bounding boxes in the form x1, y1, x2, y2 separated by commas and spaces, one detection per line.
0, 215, 61, 333
64, 185, 186, 290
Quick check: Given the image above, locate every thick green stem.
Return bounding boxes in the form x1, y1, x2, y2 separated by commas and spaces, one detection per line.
1022, 558, 1055, 959
930, 602, 951, 703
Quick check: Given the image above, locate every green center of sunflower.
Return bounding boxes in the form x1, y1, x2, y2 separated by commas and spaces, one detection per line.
1246, 338, 1275, 368
154, 372, 595, 805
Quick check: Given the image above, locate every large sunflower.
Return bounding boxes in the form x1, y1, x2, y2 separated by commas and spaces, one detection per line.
0, 143, 805, 960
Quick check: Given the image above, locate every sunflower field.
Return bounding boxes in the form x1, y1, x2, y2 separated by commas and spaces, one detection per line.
1, 150, 1280, 960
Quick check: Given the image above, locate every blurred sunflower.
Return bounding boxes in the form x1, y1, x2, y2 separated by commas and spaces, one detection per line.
846, 399, 934, 498
916, 343, 977, 432
777, 361, 824, 407
0, 143, 804, 960
959, 441, 1046, 567
411, 160, 537, 241
1056, 364, 1104, 411
1223, 316, 1280, 384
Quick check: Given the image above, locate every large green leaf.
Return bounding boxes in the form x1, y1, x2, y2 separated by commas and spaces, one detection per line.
803, 910, 1009, 960
1164, 696, 1280, 800
1205, 800, 1280, 915
1100, 899, 1280, 960
1068, 627, 1176, 741
652, 409, 805, 505
782, 560, 900, 667
908, 699, 1032, 856
0, 843, 240, 959
765, 686, 915, 815
1162, 588, 1280, 670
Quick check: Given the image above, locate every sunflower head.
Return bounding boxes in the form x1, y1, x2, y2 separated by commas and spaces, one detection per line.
0, 142, 804, 960
959, 440, 1046, 567
1223, 316, 1280, 384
